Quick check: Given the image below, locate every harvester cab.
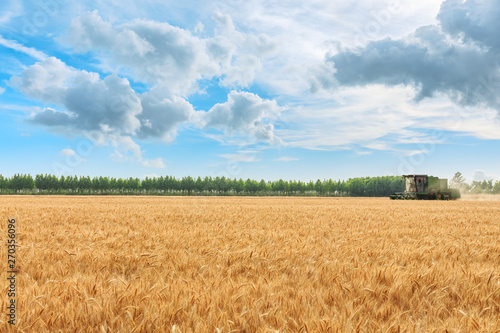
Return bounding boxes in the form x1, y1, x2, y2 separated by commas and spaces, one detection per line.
390, 175, 461, 200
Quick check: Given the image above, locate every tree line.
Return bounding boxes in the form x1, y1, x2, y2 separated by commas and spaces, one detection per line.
450, 172, 500, 195
1, 172, 497, 196
0, 174, 406, 197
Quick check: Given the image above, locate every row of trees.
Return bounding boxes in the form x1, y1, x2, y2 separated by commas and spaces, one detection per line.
450, 172, 500, 195
2, 172, 497, 196
0, 174, 405, 197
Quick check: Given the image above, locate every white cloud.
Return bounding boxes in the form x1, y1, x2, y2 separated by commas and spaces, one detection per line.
194, 21, 204, 33
279, 83, 500, 152
9, 57, 194, 161
6, 0, 500, 166
142, 157, 166, 169
10, 57, 97, 104
400, 150, 428, 157
201, 91, 283, 144
211, 12, 278, 88
107, 135, 143, 161
220, 153, 261, 163
11, 57, 142, 137
60, 149, 76, 156
204, 0, 440, 98
472, 170, 499, 182
355, 151, 372, 156
64, 10, 276, 94
8, 11, 282, 154
237, 150, 259, 154
138, 87, 194, 142
314, 0, 500, 120
274, 156, 299, 162
0, 87, 4, 95
0, 35, 48, 60
279, 85, 419, 150
65, 11, 210, 95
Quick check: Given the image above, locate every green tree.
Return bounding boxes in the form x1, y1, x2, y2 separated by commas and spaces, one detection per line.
297, 180, 305, 194
35, 174, 48, 191
233, 178, 245, 194
181, 176, 195, 194
69, 176, 79, 192
272, 179, 287, 194
492, 181, 500, 194
288, 180, 298, 195
203, 176, 214, 193
325, 179, 335, 196
0, 175, 6, 192
116, 178, 125, 192
142, 177, 153, 193
244, 178, 258, 194
79, 176, 92, 193
450, 172, 466, 188
99, 176, 110, 193
59, 175, 67, 190
258, 179, 268, 193
306, 181, 315, 192
195, 176, 203, 193
315, 179, 323, 195
10, 174, 34, 191
125, 177, 141, 193
109, 177, 117, 192
348, 178, 365, 196
91, 177, 100, 192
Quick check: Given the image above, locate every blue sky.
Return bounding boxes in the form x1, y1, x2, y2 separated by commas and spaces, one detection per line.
1, 0, 499, 182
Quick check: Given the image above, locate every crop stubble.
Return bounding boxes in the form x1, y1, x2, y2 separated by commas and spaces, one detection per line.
1, 196, 499, 332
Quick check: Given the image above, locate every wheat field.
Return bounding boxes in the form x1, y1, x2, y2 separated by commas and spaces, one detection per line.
1, 196, 499, 332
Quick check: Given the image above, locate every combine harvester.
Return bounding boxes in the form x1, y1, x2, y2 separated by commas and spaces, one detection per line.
390, 175, 461, 200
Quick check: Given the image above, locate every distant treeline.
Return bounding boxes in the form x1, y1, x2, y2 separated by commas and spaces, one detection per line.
449, 172, 500, 195
0, 174, 405, 197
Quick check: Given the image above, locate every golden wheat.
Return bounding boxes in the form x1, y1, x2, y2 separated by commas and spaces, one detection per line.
1, 196, 499, 332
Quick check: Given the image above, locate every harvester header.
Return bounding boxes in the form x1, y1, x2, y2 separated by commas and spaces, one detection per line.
390, 175, 461, 200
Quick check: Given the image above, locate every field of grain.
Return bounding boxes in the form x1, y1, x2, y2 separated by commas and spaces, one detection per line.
1, 196, 500, 332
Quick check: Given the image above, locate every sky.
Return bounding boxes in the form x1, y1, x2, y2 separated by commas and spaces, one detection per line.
0, 0, 499, 182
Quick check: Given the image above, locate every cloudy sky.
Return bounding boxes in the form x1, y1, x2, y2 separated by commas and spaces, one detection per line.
1, 0, 499, 182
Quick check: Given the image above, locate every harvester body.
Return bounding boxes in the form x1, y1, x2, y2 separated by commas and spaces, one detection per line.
390, 175, 460, 200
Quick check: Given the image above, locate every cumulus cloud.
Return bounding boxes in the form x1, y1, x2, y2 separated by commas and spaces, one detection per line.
65, 11, 212, 95
8, 57, 151, 162
9, 57, 93, 105
60, 149, 76, 156
10, 57, 142, 136
211, 12, 278, 87
438, 0, 500, 51
313, 0, 500, 114
201, 91, 283, 144
8, 56, 198, 161
137, 87, 194, 142
141, 157, 166, 169
7, 11, 281, 159
64, 10, 276, 94
104, 134, 144, 162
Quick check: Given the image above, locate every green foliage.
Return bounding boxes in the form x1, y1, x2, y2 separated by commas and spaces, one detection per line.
450, 172, 466, 188
0, 171, 497, 197
9, 174, 34, 191
492, 181, 500, 194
